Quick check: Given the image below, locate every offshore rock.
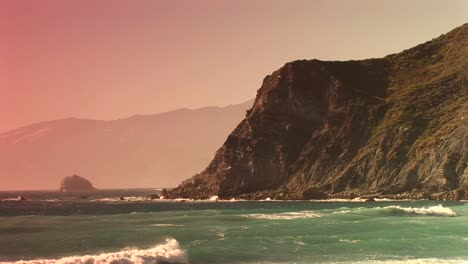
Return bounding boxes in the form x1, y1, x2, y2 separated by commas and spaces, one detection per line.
59, 175, 95, 192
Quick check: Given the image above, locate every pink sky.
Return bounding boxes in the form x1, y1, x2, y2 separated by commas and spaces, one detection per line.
1, 0, 467, 132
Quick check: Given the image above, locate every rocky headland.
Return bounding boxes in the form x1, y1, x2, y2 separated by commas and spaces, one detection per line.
169, 24, 468, 201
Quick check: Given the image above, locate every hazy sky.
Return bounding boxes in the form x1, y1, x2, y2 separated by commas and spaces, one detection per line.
1, 0, 467, 132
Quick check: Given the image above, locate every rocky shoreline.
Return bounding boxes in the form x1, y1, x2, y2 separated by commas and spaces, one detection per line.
164, 186, 468, 201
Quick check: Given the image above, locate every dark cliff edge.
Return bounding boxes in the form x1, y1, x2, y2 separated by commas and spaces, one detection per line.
169, 24, 468, 200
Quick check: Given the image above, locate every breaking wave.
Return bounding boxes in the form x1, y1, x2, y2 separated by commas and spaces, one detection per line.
7, 238, 188, 264
151, 224, 184, 227
90, 196, 150, 202
332, 204, 457, 217
385, 204, 457, 217
330, 258, 467, 263
0, 198, 23, 202
339, 238, 360, 243
244, 210, 322, 220
243, 204, 456, 220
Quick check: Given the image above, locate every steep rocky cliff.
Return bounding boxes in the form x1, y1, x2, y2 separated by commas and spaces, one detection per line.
170, 24, 468, 200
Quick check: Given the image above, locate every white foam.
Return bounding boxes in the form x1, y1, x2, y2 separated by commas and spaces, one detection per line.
0, 198, 23, 202
330, 258, 467, 264
43, 199, 59, 202
332, 207, 365, 214
316, 198, 367, 202
216, 231, 225, 240
151, 224, 184, 227
386, 204, 457, 217
234, 258, 467, 264
91, 196, 158, 202
244, 210, 322, 220
174, 198, 194, 202
339, 238, 360, 243
373, 198, 394, 202
90, 197, 131, 202
7, 238, 188, 264
332, 204, 457, 217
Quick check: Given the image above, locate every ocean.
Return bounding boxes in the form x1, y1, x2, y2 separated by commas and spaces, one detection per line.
0, 189, 467, 264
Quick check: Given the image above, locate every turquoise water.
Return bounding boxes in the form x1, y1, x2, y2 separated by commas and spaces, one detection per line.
0, 190, 467, 263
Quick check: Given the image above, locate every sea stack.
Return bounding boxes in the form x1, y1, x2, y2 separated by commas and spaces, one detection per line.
59, 175, 95, 192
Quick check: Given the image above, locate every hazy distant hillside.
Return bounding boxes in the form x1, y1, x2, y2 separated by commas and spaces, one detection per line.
0, 100, 253, 190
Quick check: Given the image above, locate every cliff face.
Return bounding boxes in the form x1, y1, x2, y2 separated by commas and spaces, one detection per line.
170, 24, 468, 200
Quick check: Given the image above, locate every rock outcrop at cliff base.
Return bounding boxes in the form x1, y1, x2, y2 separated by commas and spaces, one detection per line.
169, 24, 468, 200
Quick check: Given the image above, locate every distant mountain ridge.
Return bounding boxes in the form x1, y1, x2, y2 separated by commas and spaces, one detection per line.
169, 24, 468, 200
0, 100, 253, 190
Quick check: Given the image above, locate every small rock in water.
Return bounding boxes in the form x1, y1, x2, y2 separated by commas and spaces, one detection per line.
119, 196, 125, 201
17, 196, 25, 201
146, 194, 160, 200
160, 189, 169, 198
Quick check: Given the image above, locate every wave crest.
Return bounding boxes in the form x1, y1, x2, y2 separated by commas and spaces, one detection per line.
327, 258, 467, 264
244, 210, 322, 220
333, 204, 457, 217
10, 238, 188, 264
385, 204, 457, 217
